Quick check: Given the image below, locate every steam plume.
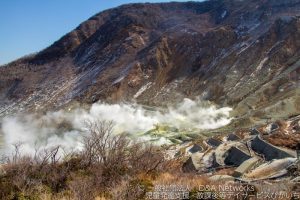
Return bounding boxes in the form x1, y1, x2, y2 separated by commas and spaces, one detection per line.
0, 98, 232, 156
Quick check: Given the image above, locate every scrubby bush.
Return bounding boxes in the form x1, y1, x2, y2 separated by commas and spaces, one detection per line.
0, 120, 167, 200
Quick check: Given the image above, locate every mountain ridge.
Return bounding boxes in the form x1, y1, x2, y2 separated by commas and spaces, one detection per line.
0, 0, 300, 127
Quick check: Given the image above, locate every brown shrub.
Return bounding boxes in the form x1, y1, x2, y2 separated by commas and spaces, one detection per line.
0, 120, 168, 199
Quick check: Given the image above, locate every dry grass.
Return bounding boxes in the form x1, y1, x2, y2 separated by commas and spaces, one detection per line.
263, 120, 300, 149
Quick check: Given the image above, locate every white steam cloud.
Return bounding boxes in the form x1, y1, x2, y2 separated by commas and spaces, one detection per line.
0, 98, 232, 156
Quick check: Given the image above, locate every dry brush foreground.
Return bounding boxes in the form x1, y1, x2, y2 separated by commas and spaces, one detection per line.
0, 120, 210, 200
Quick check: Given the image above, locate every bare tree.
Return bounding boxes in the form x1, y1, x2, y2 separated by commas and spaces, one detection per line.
81, 120, 129, 167
11, 142, 23, 164
0, 120, 167, 199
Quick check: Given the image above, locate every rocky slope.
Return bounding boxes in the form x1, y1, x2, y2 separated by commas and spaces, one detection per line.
0, 0, 300, 126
